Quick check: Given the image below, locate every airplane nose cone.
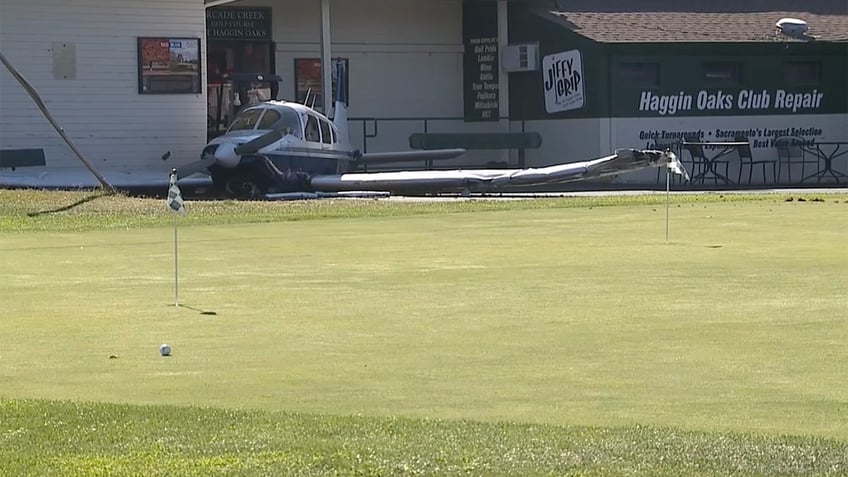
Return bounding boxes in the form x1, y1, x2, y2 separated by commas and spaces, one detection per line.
214, 143, 240, 168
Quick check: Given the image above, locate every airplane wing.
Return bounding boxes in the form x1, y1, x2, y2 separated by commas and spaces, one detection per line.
310, 148, 671, 194
357, 148, 466, 165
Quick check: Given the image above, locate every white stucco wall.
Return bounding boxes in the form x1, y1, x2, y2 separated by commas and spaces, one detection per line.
0, 0, 207, 173
236, 0, 464, 118
230, 0, 515, 167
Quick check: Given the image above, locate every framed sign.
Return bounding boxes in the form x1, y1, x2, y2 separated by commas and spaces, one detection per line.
294, 58, 349, 111
206, 7, 272, 41
137, 37, 201, 94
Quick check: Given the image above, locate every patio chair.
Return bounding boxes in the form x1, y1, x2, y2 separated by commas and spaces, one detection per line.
774, 136, 819, 184
735, 135, 776, 185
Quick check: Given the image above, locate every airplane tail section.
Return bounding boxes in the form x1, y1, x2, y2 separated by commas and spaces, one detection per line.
332, 60, 350, 146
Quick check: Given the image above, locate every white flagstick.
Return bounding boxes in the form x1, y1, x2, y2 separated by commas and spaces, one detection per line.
663, 152, 689, 245
173, 211, 179, 306
665, 163, 671, 245
167, 169, 186, 307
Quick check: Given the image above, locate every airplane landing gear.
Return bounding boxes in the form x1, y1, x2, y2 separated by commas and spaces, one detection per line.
224, 177, 264, 199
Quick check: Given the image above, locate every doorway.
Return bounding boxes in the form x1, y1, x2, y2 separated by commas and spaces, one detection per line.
206, 41, 275, 131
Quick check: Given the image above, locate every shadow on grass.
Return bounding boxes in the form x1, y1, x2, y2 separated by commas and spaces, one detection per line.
26, 191, 113, 217
171, 304, 218, 316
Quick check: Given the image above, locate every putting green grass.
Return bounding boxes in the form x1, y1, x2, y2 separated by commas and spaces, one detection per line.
1, 190, 847, 475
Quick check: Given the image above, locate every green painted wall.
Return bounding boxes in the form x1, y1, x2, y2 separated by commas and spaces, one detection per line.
508, 7, 848, 120
508, 6, 608, 120
608, 42, 848, 118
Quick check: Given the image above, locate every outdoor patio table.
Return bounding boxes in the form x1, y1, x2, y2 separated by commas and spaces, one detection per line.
682, 141, 749, 185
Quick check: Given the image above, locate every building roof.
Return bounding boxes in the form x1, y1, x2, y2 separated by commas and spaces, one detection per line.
540, 0, 848, 43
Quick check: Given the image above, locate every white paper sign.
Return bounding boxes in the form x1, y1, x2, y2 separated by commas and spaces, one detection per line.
542, 49, 585, 113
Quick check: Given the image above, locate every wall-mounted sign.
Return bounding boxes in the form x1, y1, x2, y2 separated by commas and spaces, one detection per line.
462, 1, 499, 122
207, 7, 272, 41
637, 89, 825, 116
543, 50, 585, 114
137, 37, 201, 94
294, 58, 349, 112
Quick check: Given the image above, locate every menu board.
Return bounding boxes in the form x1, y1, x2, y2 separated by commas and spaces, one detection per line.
462, 1, 499, 122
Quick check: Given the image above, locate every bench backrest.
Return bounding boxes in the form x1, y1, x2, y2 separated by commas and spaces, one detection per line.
409, 132, 542, 151
0, 148, 47, 168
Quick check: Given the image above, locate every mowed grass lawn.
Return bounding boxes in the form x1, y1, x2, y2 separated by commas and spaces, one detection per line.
1, 189, 846, 476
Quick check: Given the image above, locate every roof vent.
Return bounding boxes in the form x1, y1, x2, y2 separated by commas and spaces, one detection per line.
776, 18, 809, 39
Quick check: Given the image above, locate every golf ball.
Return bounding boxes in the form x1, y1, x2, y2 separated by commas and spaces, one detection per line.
159, 344, 171, 356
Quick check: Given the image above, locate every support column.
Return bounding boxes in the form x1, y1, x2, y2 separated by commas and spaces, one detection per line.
320, 0, 332, 115
497, 0, 511, 163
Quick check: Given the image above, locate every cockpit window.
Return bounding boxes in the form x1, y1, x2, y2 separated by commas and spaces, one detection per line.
304, 115, 321, 142
319, 119, 331, 144
227, 108, 263, 131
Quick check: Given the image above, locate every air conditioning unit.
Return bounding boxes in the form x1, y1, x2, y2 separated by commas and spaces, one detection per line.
776, 18, 808, 37
502, 43, 539, 72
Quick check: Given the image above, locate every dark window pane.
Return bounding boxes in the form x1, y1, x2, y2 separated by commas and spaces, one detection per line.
704, 62, 742, 84
618, 62, 660, 87
784, 62, 822, 85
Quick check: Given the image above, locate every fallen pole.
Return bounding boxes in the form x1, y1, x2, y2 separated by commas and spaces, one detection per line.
0, 49, 116, 193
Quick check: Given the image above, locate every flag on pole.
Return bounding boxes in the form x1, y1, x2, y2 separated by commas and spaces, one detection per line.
167, 171, 186, 216
666, 153, 690, 182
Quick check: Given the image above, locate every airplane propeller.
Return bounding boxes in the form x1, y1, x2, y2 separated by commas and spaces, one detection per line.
174, 129, 286, 180
174, 154, 217, 180
234, 129, 285, 156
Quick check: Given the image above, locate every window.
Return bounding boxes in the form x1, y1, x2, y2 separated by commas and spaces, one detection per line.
703, 62, 742, 84
294, 58, 350, 111
304, 115, 321, 142
784, 61, 822, 85
257, 109, 281, 129
618, 62, 660, 87
319, 119, 332, 144
226, 107, 263, 131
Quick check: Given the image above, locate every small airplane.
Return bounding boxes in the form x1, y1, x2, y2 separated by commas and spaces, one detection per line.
174, 62, 681, 198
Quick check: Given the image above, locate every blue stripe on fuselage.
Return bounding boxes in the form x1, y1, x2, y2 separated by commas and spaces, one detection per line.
265, 149, 353, 175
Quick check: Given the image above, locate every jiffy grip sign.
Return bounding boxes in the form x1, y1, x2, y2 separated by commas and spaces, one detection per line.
543, 50, 585, 114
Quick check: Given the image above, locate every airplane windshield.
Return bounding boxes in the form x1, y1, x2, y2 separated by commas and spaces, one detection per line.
267, 107, 302, 139
228, 108, 264, 131
227, 106, 302, 139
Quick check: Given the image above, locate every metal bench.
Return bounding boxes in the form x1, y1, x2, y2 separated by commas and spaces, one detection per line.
409, 132, 542, 168
0, 148, 47, 170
